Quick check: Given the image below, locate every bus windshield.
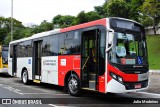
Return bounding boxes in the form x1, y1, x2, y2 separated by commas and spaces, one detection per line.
2, 50, 8, 64
109, 32, 147, 65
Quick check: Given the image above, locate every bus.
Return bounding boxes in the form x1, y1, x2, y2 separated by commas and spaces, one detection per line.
8, 17, 149, 96
0, 45, 8, 73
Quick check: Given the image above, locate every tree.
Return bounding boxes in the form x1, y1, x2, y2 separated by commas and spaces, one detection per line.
76, 11, 102, 24
94, 6, 105, 17
126, 0, 145, 21
32, 20, 53, 34
141, 0, 160, 35
86, 11, 102, 22
52, 15, 76, 28
76, 11, 88, 24
104, 0, 130, 18
0, 17, 25, 44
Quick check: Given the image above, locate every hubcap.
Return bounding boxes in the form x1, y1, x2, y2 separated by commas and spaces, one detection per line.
23, 71, 27, 83
68, 78, 78, 94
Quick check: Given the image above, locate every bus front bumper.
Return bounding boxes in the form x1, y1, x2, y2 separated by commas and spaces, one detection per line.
107, 78, 149, 93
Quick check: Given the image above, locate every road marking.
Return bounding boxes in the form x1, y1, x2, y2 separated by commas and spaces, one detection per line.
138, 92, 160, 97
21, 93, 68, 95
48, 104, 72, 107
3, 86, 24, 95
21, 93, 52, 95
3, 86, 68, 96
48, 104, 57, 107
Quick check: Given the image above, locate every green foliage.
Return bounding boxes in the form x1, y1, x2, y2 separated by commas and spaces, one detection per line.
141, 0, 160, 35
76, 11, 102, 24
94, 6, 106, 17
52, 15, 76, 28
32, 20, 53, 33
105, 0, 130, 18
75, 11, 88, 24
139, 15, 153, 27
146, 35, 160, 69
0, 16, 25, 45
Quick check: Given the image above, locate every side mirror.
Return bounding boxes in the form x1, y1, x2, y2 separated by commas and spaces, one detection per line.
106, 31, 114, 52
108, 31, 114, 45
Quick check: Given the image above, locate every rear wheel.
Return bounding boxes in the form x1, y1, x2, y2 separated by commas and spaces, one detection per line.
22, 70, 30, 85
67, 74, 80, 96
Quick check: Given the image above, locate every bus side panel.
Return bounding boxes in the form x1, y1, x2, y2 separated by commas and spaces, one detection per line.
8, 58, 13, 76
41, 56, 58, 85
98, 75, 105, 93
17, 57, 32, 80
58, 55, 81, 86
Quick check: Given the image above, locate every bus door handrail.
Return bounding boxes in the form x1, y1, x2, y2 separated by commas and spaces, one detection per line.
82, 56, 90, 70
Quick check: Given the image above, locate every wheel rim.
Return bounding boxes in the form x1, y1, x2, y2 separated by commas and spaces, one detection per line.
22, 71, 27, 83
68, 77, 78, 94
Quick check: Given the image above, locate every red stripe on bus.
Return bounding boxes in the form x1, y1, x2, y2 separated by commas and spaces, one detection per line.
107, 63, 138, 83
60, 18, 106, 33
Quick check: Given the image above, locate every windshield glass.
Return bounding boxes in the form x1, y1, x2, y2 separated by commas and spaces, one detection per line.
109, 32, 147, 65
2, 50, 8, 64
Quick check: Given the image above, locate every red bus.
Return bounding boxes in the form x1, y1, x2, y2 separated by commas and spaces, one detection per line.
8, 17, 149, 96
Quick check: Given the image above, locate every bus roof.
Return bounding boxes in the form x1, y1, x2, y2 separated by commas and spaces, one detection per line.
9, 17, 143, 44
10, 18, 107, 44
10, 29, 61, 44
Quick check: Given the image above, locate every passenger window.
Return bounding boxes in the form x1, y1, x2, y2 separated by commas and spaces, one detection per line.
59, 31, 81, 55
42, 35, 59, 56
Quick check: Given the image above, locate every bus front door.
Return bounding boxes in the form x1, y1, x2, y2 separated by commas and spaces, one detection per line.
33, 41, 42, 80
81, 29, 100, 90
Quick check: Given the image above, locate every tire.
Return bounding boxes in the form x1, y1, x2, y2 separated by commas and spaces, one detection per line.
22, 70, 30, 85
67, 74, 81, 96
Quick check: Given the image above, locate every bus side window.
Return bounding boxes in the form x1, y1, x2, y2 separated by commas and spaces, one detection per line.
42, 35, 59, 56
59, 31, 81, 55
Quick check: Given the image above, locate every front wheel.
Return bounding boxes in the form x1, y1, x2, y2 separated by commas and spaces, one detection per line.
68, 74, 81, 96
22, 70, 30, 85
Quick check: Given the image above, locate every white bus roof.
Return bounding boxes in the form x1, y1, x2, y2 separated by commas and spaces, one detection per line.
10, 29, 60, 44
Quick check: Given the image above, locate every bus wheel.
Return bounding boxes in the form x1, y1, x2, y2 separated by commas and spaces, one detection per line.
22, 70, 29, 85
68, 74, 80, 96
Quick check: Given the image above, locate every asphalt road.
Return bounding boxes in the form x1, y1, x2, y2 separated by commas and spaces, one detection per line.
0, 73, 160, 107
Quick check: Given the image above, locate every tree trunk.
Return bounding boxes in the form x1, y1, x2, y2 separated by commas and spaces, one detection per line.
153, 19, 157, 35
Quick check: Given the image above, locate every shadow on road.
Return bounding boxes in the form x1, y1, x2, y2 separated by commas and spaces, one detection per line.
0, 73, 13, 78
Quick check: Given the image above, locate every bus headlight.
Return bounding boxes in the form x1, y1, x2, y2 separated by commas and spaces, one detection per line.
110, 72, 117, 80
110, 72, 123, 84
117, 76, 123, 83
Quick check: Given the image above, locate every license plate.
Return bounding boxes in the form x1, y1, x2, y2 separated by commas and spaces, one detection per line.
135, 84, 141, 89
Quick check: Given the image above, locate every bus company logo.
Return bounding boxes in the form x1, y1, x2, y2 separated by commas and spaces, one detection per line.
28, 59, 31, 64
2, 99, 11, 104
43, 59, 56, 66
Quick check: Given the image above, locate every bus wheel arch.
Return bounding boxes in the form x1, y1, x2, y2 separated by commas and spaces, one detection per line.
21, 68, 30, 85
64, 71, 81, 96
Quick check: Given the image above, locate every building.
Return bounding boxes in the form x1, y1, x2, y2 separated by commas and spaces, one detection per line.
145, 26, 160, 35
